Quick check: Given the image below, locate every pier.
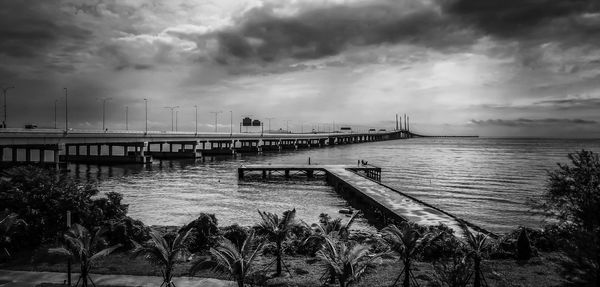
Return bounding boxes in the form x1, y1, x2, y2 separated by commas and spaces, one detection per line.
0, 129, 413, 166
238, 164, 496, 239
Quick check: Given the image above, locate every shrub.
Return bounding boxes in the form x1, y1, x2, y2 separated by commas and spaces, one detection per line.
422, 224, 460, 263
0, 166, 128, 248
538, 150, 600, 286
104, 216, 150, 250
182, 213, 220, 253
516, 228, 532, 260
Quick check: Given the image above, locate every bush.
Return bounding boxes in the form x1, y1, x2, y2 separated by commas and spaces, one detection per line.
104, 216, 150, 250
182, 213, 219, 253
539, 150, 600, 286
422, 224, 460, 263
516, 228, 532, 260
0, 166, 128, 248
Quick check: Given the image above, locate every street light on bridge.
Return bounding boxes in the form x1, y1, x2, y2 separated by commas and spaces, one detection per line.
99, 97, 112, 131
63, 88, 68, 132
265, 117, 275, 133
143, 99, 148, 134
194, 105, 198, 135
164, 106, 179, 132
2, 85, 15, 128
210, 111, 222, 133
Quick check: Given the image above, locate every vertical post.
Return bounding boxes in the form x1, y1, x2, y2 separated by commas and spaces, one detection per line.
25, 148, 30, 162
102, 98, 106, 130
144, 98, 148, 134
2, 86, 15, 127
64, 88, 68, 132
54, 100, 58, 129
141, 142, 147, 157
126, 106, 128, 130
194, 105, 198, 135
66, 210, 71, 287
230, 110, 233, 136
64, 145, 70, 161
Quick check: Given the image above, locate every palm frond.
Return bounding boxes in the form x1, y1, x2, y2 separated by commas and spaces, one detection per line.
48, 247, 72, 257
89, 244, 122, 262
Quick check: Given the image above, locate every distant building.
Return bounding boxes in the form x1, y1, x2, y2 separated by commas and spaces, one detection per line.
242, 117, 252, 126
252, 120, 261, 126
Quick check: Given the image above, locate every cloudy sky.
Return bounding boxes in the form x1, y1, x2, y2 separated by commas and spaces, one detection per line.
1, 0, 600, 137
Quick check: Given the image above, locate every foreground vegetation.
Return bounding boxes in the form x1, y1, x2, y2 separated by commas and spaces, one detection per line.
0, 149, 599, 286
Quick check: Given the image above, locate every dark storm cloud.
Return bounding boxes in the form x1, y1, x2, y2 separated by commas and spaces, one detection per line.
206, 0, 600, 67
444, 0, 599, 37
211, 0, 473, 64
534, 97, 600, 110
0, 1, 91, 60
470, 118, 598, 127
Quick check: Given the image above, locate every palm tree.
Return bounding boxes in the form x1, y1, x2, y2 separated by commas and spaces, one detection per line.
308, 212, 360, 240
464, 228, 490, 287
303, 212, 360, 284
0, 213, 26, 258
190, 230, 264, 287
133, 229, 192, 287
382, 222, 438, 287
317, 234, 382, 287
49, 224, 121, 287
434, 252, 472, 287
254, 208, 297, 276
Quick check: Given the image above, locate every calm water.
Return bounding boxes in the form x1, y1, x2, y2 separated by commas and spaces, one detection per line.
72, 138, 600, 234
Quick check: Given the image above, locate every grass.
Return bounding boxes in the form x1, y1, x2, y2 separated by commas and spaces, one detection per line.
1, 246, 567, 286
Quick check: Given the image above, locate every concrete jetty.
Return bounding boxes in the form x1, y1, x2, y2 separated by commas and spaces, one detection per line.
238, 164, 496, 239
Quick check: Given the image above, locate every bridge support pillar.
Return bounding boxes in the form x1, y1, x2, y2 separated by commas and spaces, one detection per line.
39, 149, 44, 163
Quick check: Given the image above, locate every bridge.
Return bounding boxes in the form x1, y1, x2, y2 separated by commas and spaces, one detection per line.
0, 128, 414, 167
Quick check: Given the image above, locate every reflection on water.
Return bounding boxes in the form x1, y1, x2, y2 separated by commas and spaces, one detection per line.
69, 138, 600, 234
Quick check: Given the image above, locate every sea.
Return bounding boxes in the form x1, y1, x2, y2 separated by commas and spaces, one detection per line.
69, 137, 600, 234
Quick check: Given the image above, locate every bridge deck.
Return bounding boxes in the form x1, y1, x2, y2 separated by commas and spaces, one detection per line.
239, 165, 490, 238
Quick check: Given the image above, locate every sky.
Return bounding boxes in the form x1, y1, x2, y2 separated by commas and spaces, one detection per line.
1, 0, 600, 137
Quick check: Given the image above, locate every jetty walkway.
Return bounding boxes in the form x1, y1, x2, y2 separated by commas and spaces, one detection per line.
238, 164, 496, 239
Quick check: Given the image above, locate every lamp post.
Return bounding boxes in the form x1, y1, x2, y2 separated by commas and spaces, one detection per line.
175, 110, 179, 132
1, 85, 14, 128
54, 99, 58, 129
265, 117, 275, 133
210, 111, 222, 133
143, 99, 148, 134
125, 106, 128, 130
63, 88, 68, 132
229, 110, 232, 136
164, 106, 179, 132
194, 105, 198, 135
100, 97, 112, 131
